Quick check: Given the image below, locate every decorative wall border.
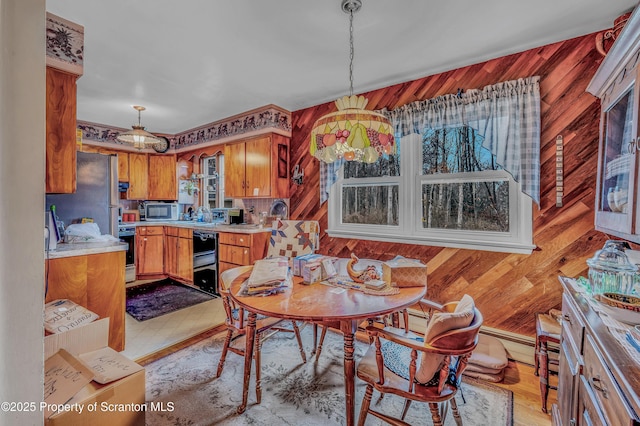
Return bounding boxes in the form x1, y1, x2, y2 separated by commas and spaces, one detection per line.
46, 12, 84, 76
78, 104, 292, 151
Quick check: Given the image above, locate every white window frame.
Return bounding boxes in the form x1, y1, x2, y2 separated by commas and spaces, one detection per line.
327, 134, 535, 254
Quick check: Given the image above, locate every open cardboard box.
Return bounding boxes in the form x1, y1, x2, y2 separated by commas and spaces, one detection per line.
44, 318, 145, 426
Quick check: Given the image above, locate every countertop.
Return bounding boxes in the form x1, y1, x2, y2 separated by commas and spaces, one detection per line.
120, 221, 272, 234
46, 240, 128, 259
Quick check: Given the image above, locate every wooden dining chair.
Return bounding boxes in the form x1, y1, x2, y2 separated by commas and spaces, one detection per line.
215, 265, 307, 404
356, 296, 483, 426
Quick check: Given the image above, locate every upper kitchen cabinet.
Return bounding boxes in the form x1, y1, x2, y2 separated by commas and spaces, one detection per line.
46, 67, 78, 193
127, 152, 149, 200
224, 133, 289, 198
588, 7, 640, 243
148, 154, 177, 200
128, 153, 178, 201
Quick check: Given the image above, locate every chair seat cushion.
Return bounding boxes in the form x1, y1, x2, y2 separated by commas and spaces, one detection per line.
415, 295, 475, 384
462, 367, 505, 383
467, 334, 508, 370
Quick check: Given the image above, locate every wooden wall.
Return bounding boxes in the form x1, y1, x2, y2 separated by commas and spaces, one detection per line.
289, 33, 617, 338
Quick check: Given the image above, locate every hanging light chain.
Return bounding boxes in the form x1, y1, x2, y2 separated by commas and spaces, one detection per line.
349, 7, 354, 96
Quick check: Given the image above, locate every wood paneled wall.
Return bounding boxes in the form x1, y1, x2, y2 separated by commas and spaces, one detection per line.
289, 33, 618, 338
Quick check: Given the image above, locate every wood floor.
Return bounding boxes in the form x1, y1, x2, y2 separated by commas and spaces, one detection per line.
495, 361, 555, 426
140, 326, 555, 426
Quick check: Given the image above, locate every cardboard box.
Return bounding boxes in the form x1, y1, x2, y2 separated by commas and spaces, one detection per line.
382, 256, 427, 288
44, 319, 145, 426
44, 299, 99, 335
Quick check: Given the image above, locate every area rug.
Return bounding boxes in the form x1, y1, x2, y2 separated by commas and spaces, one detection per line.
126, 279, 214, 321
145, 326, 513, 425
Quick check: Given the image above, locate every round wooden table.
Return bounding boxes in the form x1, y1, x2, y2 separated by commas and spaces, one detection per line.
229, 269, 426, 426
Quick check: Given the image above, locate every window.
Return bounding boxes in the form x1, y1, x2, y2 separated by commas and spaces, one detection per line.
328, 128, 534, 254
200, 154, 224, 209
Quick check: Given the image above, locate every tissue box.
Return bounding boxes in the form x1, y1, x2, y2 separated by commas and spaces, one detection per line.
293, 253, 322, 276
302, 261, 323, 284
382, 257, 427, 288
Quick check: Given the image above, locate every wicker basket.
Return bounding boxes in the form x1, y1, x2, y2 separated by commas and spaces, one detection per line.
597, 292, 640, 312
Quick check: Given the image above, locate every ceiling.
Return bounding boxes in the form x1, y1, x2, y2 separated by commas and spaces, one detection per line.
47, 0, 638, 135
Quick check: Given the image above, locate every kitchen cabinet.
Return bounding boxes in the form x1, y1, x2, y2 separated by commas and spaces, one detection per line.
45, 251, 125, 351
136, 226, 164, 278
46, 67, 77, 194
118, 152, 129, 182
148, 154, 177, 200
217, 231, 270, 277
587, 7, 640, 243
224, 133, 289, 198
128, 153, 149, 200
553, 277, 640, 425
125, 153, 177, 200
165, 226, 193, 283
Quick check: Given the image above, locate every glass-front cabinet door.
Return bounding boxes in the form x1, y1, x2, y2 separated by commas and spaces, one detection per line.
596, 83, 637, 238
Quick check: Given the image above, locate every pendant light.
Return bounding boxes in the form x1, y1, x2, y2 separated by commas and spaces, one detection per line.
116, 105, 163, 150
309, 0, 395, 164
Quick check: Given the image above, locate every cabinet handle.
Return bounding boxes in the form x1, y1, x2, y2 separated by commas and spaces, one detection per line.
590, 376, 608, 397
562, 314, 572, 325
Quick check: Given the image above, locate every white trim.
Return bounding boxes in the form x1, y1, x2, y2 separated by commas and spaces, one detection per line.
327, 134, 535, 254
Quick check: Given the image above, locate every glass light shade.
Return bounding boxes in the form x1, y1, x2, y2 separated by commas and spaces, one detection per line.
310, 95, 395, 164
116, 125, 162, 149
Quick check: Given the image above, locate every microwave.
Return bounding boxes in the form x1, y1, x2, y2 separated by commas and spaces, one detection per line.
145, 202, 179, 221
212, 208, 244, 225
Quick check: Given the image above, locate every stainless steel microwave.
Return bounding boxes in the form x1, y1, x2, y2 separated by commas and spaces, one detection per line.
145, 202, 179, 221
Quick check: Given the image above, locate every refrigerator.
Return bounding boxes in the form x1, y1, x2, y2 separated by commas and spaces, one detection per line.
46, 151, 120, 239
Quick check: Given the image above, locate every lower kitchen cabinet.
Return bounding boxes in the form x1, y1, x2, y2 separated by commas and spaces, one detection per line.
45, 250, 125, 351
217, 231, 270, 277
165, 226, 193, 283
136, 226, 164, 278
554, 277, 640, 425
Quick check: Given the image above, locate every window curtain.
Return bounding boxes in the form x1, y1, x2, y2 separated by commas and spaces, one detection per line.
385, 76, 541, 205
319, 76, 540, 205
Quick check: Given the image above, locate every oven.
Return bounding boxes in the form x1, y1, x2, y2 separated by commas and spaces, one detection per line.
192, 230, 218, 296
118, 225, 136, 283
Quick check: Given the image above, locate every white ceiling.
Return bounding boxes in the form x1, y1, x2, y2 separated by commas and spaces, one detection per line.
47, 0, 638, 135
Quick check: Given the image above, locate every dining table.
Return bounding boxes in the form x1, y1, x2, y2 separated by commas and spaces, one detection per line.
228, 267, 426, 426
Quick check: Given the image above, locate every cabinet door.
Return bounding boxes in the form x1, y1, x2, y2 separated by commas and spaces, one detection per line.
118, 152, 129, 182
86, 251, 125, 351
556, 338, 581, 426
165, 234, 178, 277
45, 256, 88, 305
46, 67, 77, 194
244, 136, 272, 196
225, 142, 246, 197
137, 234, 164, 275
177, 235, 193, 282
128, 153, 149, 200
148, 154, 177, 200
596, 81, 638, 237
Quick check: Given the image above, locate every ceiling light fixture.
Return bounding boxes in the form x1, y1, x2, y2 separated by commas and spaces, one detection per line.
116, 105, 163, 150
309, 0, 395, 164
